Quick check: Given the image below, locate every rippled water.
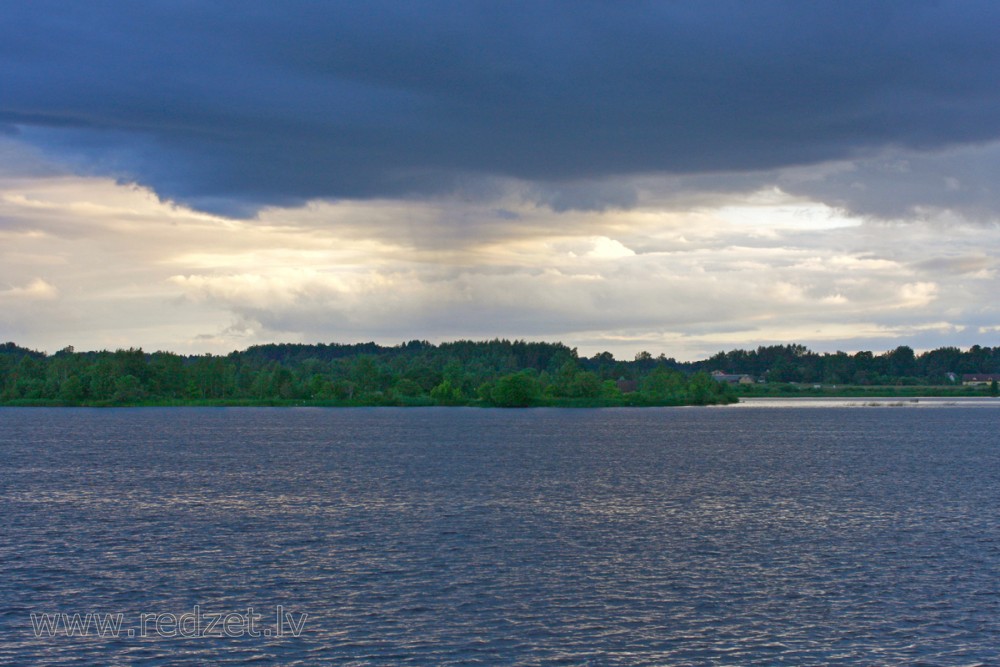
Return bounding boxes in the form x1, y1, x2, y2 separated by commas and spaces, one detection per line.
2, 406, 1000, 665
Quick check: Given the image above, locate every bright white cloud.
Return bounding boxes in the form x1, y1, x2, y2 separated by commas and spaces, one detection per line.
1, 161, 999, 360
896, 282, 939, 309
0, 278, 58, 300
585, 237, 636, 260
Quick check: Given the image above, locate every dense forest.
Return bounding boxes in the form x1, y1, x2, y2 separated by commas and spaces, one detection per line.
1, 340, 999, 407
0, 340, 733, 407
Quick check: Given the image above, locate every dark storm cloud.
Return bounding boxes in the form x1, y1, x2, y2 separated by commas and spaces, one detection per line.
3, 0, 1000, 214
776, 143, 1000, 221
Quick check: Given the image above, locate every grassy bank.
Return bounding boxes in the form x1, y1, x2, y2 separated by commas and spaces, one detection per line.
734, 383, 996, 398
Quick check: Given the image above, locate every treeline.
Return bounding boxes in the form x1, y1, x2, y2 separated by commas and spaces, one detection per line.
694, 343, 1000, 385
0, 340, 735, 407
3, 340, 998, 407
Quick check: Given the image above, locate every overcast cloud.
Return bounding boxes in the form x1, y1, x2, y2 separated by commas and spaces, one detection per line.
2, 2, 1000, 357
5, 1, 1000, 214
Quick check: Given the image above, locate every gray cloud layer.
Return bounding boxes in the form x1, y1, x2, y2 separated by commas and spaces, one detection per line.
4, 1, 1000, 214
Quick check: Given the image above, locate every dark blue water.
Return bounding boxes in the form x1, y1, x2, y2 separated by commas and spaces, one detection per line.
2, 406, 999, 665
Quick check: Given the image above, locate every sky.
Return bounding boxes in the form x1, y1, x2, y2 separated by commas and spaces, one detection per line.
3, 1, 1000, 360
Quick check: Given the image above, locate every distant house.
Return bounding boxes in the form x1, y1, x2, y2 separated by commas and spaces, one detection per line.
961, 374, 1000, 386
616, 378, 639, 393
710, 370, 754, 385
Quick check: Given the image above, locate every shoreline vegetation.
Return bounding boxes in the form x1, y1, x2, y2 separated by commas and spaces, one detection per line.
2, 340, 999, 408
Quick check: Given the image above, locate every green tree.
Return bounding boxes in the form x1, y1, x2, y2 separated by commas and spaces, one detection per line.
569, 371, 602, 398
430, 379, 463, 405
393, 378, 423, 397
600, 380, 621, 400
886, 345, 917, 378
351, 356, 379, 395
490, 372, 541, 407
686, 371, 717, 405
58, 375, 86, 403
113, 374, 145, 403
641, 367, 685, 400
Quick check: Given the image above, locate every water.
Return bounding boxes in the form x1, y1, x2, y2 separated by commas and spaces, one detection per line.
2, 405, 999, 665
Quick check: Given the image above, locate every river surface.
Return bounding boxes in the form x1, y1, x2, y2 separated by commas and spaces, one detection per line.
2, 404, 999, 665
